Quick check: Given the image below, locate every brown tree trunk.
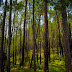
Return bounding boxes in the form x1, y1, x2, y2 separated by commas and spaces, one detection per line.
38, 15, 41, 64
56, 11, 63, 57
22, 0, 27, 65
61, 0, 71, 71
15, 31, 17, 65
20, 19, 22, 54
13, 37, 14, 64
13, 13, 15, 65
30, 54, 33, 68
40, 41, 41, 64
48, 39, 50, 61
32, 0, 36, 72
7, 0, 12, 71
43, 0, 49, 72
48, 20, 50, 61
12, 0, 17, 65
25, 23, 28, 62
69, 23, 72, 71
36, 43, 38, 63
0, 0, 7, 72
59, 18, 64, 49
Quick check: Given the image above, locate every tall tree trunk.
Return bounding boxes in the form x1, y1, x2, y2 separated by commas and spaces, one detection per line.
15, 31, 17, 65
32, 0, 36, 72
13, 13, 15, 65
28, 2, 30, 64
34, 17, 38, 63
7, 0, 12, 71
43, 0, 49, 72
36, 43, 38, 63
22, 0, 27, 65
61, 0, 71, 72
30, 54, 33, 68
40, 41, 41, 64
0, 0, 7, 72
38, 15, 41, 64
48, 20, 50, 61
48, 39, 50, 61
69, 23, 71, 42
13, 37, 14, 64
52, 33, 54, 57
69, 23, 72, 71
59, 18, 64, 49
20, 19, 22, 54
25, 23, 28, 61
12, 0, 17, 65
56, 11, 63, 57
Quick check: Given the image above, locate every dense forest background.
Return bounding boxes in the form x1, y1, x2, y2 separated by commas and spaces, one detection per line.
0, 0, 72, 72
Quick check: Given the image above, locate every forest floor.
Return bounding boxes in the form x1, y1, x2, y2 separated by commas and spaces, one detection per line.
5, 48, 67, 72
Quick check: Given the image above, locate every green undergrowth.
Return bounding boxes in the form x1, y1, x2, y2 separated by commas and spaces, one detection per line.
5, 48, 66, 72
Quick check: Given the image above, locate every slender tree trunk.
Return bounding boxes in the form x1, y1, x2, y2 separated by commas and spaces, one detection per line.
22, 0, 27, 65
43, 0, 49, 72
52, 33, 54, 57
56, 11, 63, 57
26, 23, 28, 61
56, 38, 59, 55
30, 54, 33, 68
34, 17, 38, 63
0, 0, 7, 72
7, 0, 12, 71
69, 23, 72, 71
69, 23, 71, 42
40, 41, 41, 64
59, 18, 64, 49
20, 19, 22, 54
61, 0, 71, 71
48, 21, 50, 61
36, 43, 38, 63
15, 31, 17, 65
28, 2, 30, 64
32, 0, 36, 71
13, 37, 14, 64
12, 0, 17, 65
48, 40, 50, 61
38, 15, 41, 64
12, 13, 15, 65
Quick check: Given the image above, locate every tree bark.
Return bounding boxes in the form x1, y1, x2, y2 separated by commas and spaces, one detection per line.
13, 37, 14, 64
7, 0, 12, 71
69, 23, 72, 71
15, 31, 17, 65
56, 11, 63, 57
61, 0, 71, 71
43, 0, 49, 72
12, 13, 15, 65
32, 0, 36, 72
22, 0, 27, 65
40, 41, 41, 64
12, 0, 17, 65
0, 0, 7, 72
